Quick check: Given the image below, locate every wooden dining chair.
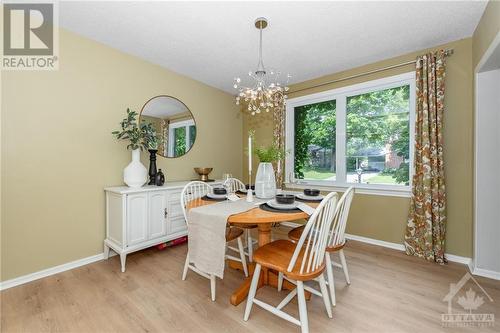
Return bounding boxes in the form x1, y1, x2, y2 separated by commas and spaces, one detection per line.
244, 192, 338, 333
223, 177, 258, 262
181, 181, 248, 301
282, 186, 355, 307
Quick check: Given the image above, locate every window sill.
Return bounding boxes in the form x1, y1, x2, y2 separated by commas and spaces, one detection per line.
284, 182, 411, 198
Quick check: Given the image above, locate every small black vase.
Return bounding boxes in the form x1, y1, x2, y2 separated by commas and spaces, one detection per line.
148, 149, 158, 185
155, 169, 165, 186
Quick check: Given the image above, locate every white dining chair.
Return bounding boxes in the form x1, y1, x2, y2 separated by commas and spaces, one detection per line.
282, 186, 355, 307
244, 192, 339, 333
223, 177, 258, 262
181, 181, 248, 301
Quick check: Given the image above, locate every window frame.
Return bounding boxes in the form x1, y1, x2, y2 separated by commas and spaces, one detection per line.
168, 119, 195, 156
285, 72, 416, 197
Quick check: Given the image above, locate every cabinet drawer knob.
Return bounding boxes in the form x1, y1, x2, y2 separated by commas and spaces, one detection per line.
164, 208, 168, 218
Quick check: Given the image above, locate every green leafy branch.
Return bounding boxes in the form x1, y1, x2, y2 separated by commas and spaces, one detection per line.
254, 144, 287, 163
112, 108, 161, 151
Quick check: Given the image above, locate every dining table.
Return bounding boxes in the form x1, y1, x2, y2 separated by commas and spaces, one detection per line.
187, 194, 320, 306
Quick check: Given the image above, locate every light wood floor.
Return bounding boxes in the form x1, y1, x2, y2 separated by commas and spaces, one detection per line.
1, 227, 499, 332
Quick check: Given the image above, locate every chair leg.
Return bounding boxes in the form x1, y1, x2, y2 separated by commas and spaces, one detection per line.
244, 264, 261, 321
318, 274, 333, 318
237, 237, 249, 277
182, 253, 189, 280
325, 253, 336, 306
210, 274, 216, 301
297, 281, 309, 333
247, 230, 253, 262
339, 249, 351, 285
277, 272, 284, 291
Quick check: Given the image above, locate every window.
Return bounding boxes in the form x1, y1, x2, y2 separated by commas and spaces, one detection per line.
286, 72, 415, 195
346, 85, 410, 185
294, 100, 337, 181
168, 120, 196, 157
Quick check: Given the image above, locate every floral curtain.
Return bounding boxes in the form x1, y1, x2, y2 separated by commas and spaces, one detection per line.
404, 51, 447, 264
272, 91, 286, 187
159, 119, 170, 156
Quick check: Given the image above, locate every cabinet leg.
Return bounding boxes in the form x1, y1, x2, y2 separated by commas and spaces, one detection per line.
103, 243, 110, 260
120, 253, 127, 273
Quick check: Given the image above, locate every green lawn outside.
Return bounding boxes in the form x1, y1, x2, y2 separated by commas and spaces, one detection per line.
302, 168, 403, 184
303, 168, 335, 180
365, 174, 398, 184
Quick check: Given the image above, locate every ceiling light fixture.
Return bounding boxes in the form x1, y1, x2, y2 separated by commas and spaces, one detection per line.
233, 17, 291, 116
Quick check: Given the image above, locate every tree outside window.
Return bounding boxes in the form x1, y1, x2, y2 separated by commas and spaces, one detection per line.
293, 84, 410, 185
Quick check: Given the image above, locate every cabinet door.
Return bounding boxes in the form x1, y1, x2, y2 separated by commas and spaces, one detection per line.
170, 216, 188, 235
166, 190, 187, 235
148, 191, 167, 239
126, 193, 148, 246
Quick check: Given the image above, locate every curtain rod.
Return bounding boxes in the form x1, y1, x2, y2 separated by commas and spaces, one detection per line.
289, 48, 454, 94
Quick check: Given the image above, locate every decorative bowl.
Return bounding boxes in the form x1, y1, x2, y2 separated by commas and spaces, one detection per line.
213, 187, 227, 195
304, 189, 320, 197
275, 194, 295, 205
194, 167, 213, 181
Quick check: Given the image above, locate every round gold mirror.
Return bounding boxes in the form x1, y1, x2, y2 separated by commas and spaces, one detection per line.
140, 95, 196, 158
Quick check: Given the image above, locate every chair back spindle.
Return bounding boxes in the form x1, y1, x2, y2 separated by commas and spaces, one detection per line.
223, 178, 246, 193
287, 192, 338, 275
328, 187, 355, 249
181, 181, 212, 222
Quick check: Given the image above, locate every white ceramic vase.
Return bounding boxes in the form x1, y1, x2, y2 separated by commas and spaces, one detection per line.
255, 162, 277, 199
123, 149, 147, 188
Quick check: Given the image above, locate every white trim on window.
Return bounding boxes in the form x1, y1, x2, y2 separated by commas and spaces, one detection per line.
285, 72, 416, 197
168, 119, 195, 156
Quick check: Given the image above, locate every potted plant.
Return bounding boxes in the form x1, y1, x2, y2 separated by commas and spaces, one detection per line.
253, 144, 286, 198
112, 108, 156, 188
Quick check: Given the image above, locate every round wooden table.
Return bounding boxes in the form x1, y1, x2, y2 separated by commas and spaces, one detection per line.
187, 197, 318, 306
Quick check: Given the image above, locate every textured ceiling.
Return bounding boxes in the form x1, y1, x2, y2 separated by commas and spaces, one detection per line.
142, 96, 189, 118
60, 1, 487, 93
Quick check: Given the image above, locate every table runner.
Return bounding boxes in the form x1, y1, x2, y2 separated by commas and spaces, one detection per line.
187, 199, 263, 279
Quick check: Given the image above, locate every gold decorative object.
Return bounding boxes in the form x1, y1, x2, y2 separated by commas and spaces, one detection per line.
194, 167, 213, 181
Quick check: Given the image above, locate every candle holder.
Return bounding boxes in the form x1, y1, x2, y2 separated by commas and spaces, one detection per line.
246, 170, 254, 202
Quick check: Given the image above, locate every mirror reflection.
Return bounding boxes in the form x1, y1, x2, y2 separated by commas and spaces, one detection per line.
140, 96, 196, 158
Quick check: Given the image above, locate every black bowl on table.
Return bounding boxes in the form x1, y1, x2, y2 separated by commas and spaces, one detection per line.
275, 194, 295, 205
304, 189, 320, 197
213, 187, 227, 195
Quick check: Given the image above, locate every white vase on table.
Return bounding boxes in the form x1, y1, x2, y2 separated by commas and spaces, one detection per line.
255, 162, 277, 199
123, 149, 147, 188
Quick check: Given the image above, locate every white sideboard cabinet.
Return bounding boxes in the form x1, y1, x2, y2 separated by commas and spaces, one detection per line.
104, 180, 221, 272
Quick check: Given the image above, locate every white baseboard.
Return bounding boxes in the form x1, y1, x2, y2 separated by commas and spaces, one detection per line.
0, 253, 105, 291
344, 233, 405, 251
344, 233, 472, 267
471, 267, 500, 281
444, 253, 472, 266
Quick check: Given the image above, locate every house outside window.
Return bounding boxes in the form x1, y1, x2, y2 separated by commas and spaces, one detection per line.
285, 72, 416, 196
